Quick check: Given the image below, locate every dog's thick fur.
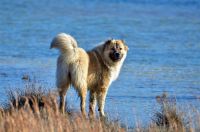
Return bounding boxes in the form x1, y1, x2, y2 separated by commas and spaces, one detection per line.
50, 33, 128, 117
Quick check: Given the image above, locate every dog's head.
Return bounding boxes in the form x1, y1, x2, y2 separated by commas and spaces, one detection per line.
103, 39, 128, 65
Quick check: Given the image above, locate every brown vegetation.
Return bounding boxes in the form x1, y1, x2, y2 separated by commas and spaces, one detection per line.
0, 83, 199, 132
0, 84, 125, 132
151, 93, 187, 132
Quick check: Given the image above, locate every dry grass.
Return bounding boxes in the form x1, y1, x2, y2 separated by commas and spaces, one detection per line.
0, 82, 200, 132
153, 93, 185, 131
134, 93, 197, 132
0, 83, 125, 132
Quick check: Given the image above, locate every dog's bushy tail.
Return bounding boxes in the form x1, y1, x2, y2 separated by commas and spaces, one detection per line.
50, 33, 78, 53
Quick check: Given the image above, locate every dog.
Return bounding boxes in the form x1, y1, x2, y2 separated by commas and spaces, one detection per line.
50, 33, 128, 117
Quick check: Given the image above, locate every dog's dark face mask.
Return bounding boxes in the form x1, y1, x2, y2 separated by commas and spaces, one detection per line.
104, 39, 128, 62
109, 46, 123, 62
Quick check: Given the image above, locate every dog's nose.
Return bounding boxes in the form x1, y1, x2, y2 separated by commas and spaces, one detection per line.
114, 52, 120, 58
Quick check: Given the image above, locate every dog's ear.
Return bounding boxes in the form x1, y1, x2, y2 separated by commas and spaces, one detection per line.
125, 45, 129, 51
121, 39, 129, 51
105, 39, 113, 45
103, 39, 113, 50
120, 39, 125, 44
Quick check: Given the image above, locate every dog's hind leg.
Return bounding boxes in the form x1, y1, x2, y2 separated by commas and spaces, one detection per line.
56, 56, 71, 113
58, 81, 70, 114
77, 85, 87, 117
70, 57, 89, 117
71, 69, 88, 117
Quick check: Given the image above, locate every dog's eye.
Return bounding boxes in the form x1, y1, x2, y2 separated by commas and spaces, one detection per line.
120, 48, 122, 50
111, 47, 115, 50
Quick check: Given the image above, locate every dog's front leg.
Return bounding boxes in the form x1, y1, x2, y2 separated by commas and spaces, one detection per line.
89, 91, 97, 118
59, 93, 66, 113
97, 88, 108, 117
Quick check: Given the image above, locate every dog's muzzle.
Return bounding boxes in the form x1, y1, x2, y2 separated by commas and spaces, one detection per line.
114, 52, 120, 59
110, 51, 122, 62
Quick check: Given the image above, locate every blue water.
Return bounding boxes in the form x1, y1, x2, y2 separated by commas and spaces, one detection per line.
0, 0, 200, 126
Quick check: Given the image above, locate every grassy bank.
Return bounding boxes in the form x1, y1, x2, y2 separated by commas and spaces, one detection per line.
0, 82, 199, 132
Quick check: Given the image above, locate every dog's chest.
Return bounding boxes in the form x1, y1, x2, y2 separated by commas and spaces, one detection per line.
109, 65, 121, 84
